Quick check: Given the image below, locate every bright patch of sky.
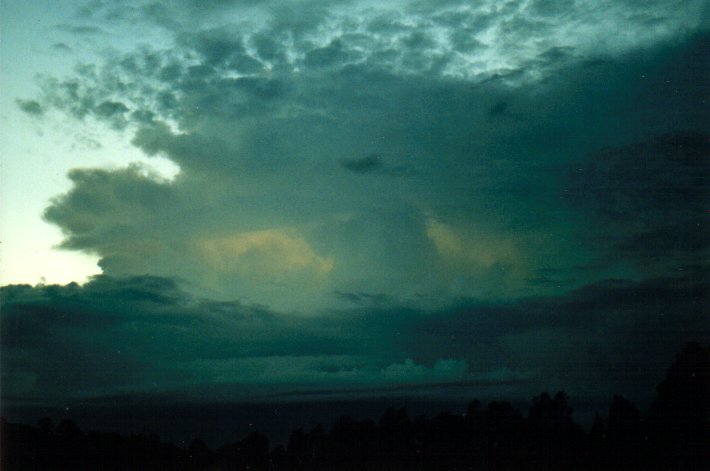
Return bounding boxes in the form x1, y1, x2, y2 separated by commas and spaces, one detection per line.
1, 0, 178, 285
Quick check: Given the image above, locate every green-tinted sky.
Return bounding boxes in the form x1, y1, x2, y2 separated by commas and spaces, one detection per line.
1, 0, 708, 411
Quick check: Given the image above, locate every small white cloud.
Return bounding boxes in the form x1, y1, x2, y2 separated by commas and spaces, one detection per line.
381, 358, 469, 382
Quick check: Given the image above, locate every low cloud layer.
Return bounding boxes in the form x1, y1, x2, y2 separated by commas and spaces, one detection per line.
3, 270, 706, 407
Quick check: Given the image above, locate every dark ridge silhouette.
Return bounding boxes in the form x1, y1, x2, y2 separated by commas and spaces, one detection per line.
2, 342, 708, 470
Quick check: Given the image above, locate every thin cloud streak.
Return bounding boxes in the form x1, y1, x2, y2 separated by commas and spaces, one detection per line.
253, 378, 534, 401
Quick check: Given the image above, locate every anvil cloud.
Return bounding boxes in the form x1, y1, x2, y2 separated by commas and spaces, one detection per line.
2, 0, 708, 413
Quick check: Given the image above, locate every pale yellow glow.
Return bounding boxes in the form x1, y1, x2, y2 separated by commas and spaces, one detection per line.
425, 217, 519, 271
196, 229, 334, 278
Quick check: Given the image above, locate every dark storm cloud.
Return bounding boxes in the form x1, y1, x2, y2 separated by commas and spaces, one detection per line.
8, 0, 709, 409
95, 100, 129, 118
43, 165, 177, 253
487, 101, 509, 118
176, 29, 266, 74
25, 25, 708, 309
332, 290, 390, 306
0, 275, 357, 404
408, 272, 707, 349
0, 274, 456, 398
130, 122, 236, 172
326, 268, 708, 404
3, 271, 705, 407
55, 24, 104, 36
51, 42, 72, 52
35, 72, 135, 130
3, 275, 491, 408
304, 39, 360, 69
401, 270, 709, 403
570, 132, 709, 268
340, 155, 384, 174
339, 154, 415, 177
255, 377, 531, 401
16, 99, 43, 116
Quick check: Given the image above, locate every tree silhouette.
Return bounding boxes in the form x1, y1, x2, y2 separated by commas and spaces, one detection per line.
2, 342, 708, 470
645, 341, 710, 468
37, 417, 54, 434
526, 391, 584, 468
606, 395, 642, 467
215, 431, 270, 470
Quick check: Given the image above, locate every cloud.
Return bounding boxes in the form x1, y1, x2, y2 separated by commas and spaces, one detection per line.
341, 154, 384, 174
0, 275, 342, 404
381, 358, 469, 382
1, 275, 483, 405
403, 270, 708, 404
4, 0, 710, 439
340, 154, 415, 177
570, 132, 710, 270
43, 164, 177, 251
423, 217, 535, 298
51, 42, 72, 52
332, 290, 390, 306
18, 1, 710, 312
487, 101, 509, 118
16, 99, 43, 116
196, 229, 334, 277
95, 100, 129, 117
3, 270, 705, 408
55, 24, 104, 36
426, 218, 520, 270
181, 356, 471, 396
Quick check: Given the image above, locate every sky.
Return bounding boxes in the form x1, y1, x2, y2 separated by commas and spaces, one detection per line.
1, 0, 708, 425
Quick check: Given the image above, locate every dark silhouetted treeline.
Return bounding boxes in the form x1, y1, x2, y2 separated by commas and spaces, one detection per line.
3, 342, 708, 470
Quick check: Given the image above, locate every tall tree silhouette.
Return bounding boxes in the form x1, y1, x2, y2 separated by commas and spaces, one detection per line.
606, 395, 643, 467
526, 391, 583, 468
645, 341, 710, 468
